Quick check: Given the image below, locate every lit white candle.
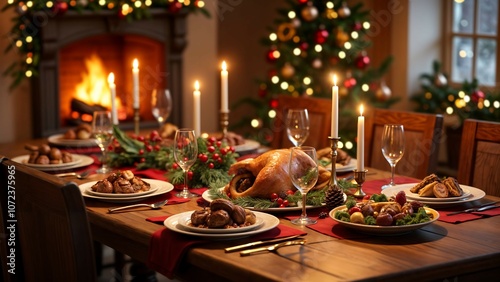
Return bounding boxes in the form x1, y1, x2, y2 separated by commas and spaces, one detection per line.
108, 72, 118, 125
132, 58, 139, 109
331, 74, 339, 137
221, 61, 229, 112
357, 104, 365, 171
194, 81, 201, 136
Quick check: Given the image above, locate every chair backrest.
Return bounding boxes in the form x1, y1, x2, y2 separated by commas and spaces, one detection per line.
365, 108, 444, 179
0, 157, 96, 282
271, 95, 332, 149
457, 119, 500, 197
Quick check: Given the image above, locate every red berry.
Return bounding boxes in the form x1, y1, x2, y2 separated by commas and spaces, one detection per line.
140, 157, 146, 163
138, 149, 144, 155
137, 136, 145, 142
216, 141, 222, 147
282, 199, 290, 207
199, 154, 208, 162
150, 130, 159, 140
188, 171, 194, 180
212, 153, 220, 160
217, 157, 223, 164
363, 194, 371, 201
348, 206, 362, 215
286, 190, 295, 195
208, 146, 216, 153
208, 136, 217, 144
276, 198, 284, 205
107, 145, 114, 151
153, 145, 161, 151
208, 163, 215, 169
220, 148, 227, 155
172, 163, 179, 169
270, 193, 279, 201
145, 145, 153, 152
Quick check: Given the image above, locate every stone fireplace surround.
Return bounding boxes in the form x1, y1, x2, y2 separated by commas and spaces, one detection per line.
32, 9, 187, 137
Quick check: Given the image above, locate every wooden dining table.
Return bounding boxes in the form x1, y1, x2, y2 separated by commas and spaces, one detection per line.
1, 138, 499, 281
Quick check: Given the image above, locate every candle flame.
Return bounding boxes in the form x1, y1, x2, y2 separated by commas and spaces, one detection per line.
359, 104, 364, 116
333, 74, 337, 86
222, 61, 227, 71
132, 58, 139, 69
107, 72, 115, 84
194, 80, 200, 90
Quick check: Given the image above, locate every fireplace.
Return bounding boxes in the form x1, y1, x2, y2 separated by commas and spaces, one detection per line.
31, 9, 187, 137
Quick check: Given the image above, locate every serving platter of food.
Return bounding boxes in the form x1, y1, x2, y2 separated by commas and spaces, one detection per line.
330, 192, 439, 235
48, 124, 97, 147
86, 170, 159, 198
164, 210, 279, 239
79, 175, 173, 203
12, 153, 93, 171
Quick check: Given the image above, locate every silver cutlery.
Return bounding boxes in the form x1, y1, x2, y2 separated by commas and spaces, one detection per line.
108, 200, 168, 213
55, 170, 90, 179
225, 234, 303, 253
239, 240, 306, 256
447, 202, 500, 216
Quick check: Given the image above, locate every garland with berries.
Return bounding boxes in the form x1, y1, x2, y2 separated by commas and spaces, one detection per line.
109, 126, 238, 188
1, 0, 208, 89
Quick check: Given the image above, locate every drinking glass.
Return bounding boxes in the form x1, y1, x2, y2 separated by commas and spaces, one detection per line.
173, 129, 198, 198
289, 146, 319, 225
92, 111, 113, 174
286, 109, 310, 147
151, 88, 172, 129
381, 124, 405, 189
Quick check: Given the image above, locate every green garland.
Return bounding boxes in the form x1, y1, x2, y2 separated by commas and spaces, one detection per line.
109, 126, 238, 188
1, 0, 209, 89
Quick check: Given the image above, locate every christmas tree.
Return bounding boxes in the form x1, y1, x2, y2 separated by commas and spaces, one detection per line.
231, 0, 396, 155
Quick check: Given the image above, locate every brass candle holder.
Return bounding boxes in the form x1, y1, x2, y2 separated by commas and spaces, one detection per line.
220, 111, 229, 141
328, 136, 341, 187
352, 169, 368, 198
134, 108, 140, 135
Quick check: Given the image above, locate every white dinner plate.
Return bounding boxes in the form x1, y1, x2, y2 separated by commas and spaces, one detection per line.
234, 139, 260, 153
48, 134, 98, 147
382, 184, 486, 207
329, 205, 439, 235
324, 158, 357, 173
164, 211, 279, 240
87, 184, 159, 198
177, 214, 265, 234
78, 179, 173, 203
399, 183, 472, 202
12, 154, 94, 172
201, 188, 344, 212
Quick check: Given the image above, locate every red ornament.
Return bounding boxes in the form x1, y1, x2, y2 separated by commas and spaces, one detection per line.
343, 78, 357, 88
355, 53, 370, 69
352, 22, 362, 31
298, 0, 309, 4
299, 42, 309, 51
52, 1, 69, 15
269, 99, 279, 109
315, 29, 329, 44
169, 1, 183, 13
266, 49, 278, 63
471, 90, 485, 103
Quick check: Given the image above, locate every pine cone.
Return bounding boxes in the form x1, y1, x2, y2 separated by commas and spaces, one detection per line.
325, 184, 344, 210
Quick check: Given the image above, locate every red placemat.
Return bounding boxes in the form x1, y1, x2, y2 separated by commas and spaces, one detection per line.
436, 206, 500, 223
146, 216, 306, 279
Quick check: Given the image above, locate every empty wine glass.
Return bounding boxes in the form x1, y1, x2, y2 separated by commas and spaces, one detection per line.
92, 111, 113, 174
151, 88, 172, 129
381, 124, 405, 190
289, 146, 319, 226
286, 109, 310, 147
173, 129, 198, 198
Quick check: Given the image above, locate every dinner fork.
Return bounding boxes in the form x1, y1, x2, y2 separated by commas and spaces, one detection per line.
240, 240, 306, 256
55, 170, 90, 179
108, 199, 168, 213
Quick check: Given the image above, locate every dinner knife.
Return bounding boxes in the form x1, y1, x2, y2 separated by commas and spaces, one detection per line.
447, 202, 500, 216
239, 240, 306, 256
224, 234, 302, 253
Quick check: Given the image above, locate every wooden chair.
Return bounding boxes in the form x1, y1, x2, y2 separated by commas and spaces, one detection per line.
0, 156, 96, 282
271, 95, 332, 149
457, 119, 500, 197
365, 108, 444, 179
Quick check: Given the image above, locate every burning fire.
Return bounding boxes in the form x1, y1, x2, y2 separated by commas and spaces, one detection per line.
73, 53, 125, 122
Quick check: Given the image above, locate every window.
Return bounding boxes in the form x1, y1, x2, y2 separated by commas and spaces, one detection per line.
447, 0, 499, 86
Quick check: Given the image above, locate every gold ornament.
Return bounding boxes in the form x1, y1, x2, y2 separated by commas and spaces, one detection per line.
277, 23, 296, 42
301, 3, 318, 21
281, 63, 295, 78
376, 80, 392, 101
337, 2, 351, 18
335, 28, 350, 46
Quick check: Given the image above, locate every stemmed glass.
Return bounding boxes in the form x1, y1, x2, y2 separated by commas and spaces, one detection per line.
151, 88, 172, 129
92, 111, 113, 174
286, 109, 309, 147
173, 129, 198, 198
289, 146, 319, 226
381, 124, 405, 190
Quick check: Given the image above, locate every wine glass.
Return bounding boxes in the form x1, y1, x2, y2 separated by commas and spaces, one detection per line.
92, 111, 113, 174
151, 88, 172, 129
289, 146, 319, 225
173, 129, 198, 198
381, 124, 405, 190
286, 109, 310, 147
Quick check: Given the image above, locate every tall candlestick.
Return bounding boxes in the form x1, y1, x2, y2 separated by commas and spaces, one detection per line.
331, 74, 339, 137
108, 72, 118, 125
221, 61, 229, 112
193, 81, 201, 136
132, 58, 139, 109
357, 104, 365, 170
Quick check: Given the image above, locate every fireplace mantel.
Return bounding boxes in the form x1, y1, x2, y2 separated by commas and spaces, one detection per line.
32, 9, 187, 137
